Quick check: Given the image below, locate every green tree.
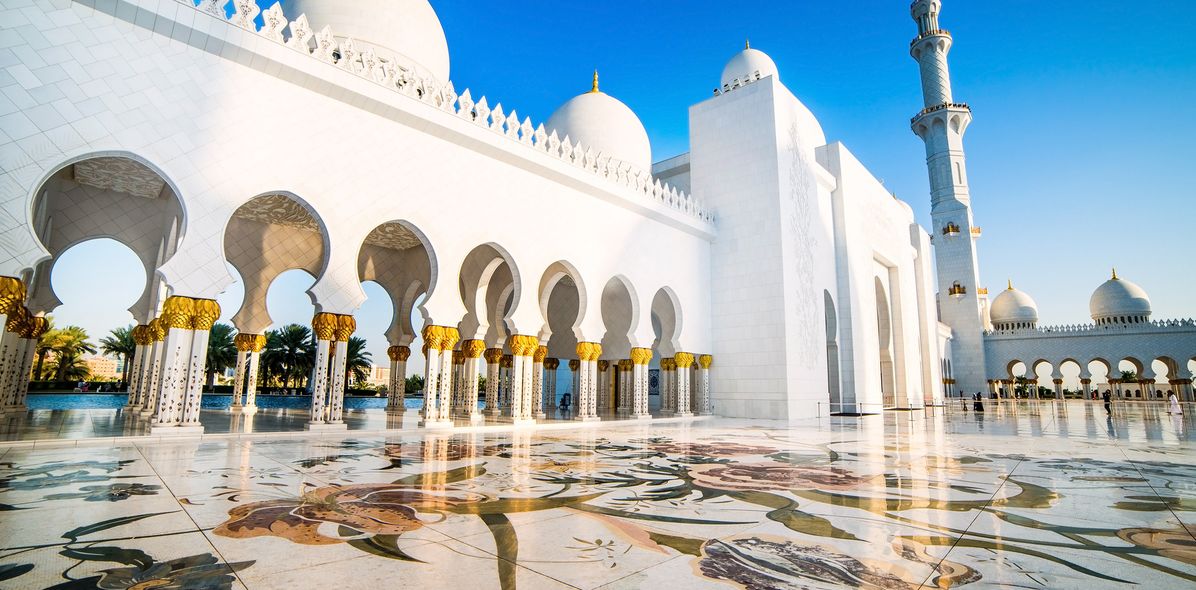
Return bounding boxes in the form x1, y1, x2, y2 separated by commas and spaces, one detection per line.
48, 354, 91, 382
262, 324, 315, 389
32, 315, 56, 381
51, 326, 95, 382
1119, 370, 1138, 381
205, 323, 237, 387
344, 336, 373, 386
405, 374, 424, 394
99, 325, 136, 389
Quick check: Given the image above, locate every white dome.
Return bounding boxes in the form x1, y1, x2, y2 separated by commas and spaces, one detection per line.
282, 0, 450, 83
990, 283, 1038, 327
721, 46, 779, 88
545, 76, 651, 172
1089, 270, 1152, 323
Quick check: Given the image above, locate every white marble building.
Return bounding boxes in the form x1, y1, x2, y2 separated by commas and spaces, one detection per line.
9, 0, 1119, 433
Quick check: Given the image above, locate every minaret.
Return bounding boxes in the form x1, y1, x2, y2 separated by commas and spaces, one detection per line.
909, 0, 987, 394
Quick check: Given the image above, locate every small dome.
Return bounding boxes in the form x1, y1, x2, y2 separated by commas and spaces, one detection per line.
545, 73, 651, 171
282, 0, 450, 83
989, 282, 1038, 328
721, 43, 779, 88
1089, 269, 1151, 323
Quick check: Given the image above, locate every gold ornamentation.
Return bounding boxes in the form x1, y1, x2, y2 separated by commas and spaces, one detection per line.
674, 352, 695, 369
598, 360, 610, 371
313, 313, 339, 340
568, 359, 580, 371
334, 315, 356, 342
618, 359, 633, 371
484, 348, 504, 364
421, 325, 444, 351
533, 345, 548, 363
508, 334, 539, 357
576, 342, 602, 361
699, 354, 713, 369
630, 347, 653, 365
661, 358, 675, 371
190, 298, 221, 330
148, 318, 166, 342
131, 325, 153, 346
590, 69, 599, 93
24, 315, 49, 339
544, 358, 559, 370
452, 350, 464, 364
161, 296, 195, 330
251, 334, 267, 352
387, 345, 411, 361
462, 339, 486, 359
234, 333, 260, 352
0, 276, 26, 316
5, 306, 28, 334
438, 326, 460, 352
501, 354, 513, 368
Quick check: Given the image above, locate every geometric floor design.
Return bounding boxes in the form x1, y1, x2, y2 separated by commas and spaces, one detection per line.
1, 401, 1193, 589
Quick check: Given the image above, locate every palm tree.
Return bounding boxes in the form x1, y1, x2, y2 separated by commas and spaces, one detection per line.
33, 315, 56, 381
344, 336, 373, 386
99, 325, 136, 390
262, 324, 315, 389
48, 355, 90, 382
52, 326, 95, 382
205, 323, 237, 387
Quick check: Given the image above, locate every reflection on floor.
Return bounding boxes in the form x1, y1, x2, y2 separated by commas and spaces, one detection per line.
0, 401, 1193, 589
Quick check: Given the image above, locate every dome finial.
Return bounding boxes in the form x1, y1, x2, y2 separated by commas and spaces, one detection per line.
590, 69, 599, 93
1007, 278, 1013, 290
1111, 267, 1119, 280
745, 38, 751, 50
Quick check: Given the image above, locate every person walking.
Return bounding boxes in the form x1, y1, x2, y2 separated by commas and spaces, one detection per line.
1103, 390, 1112, 415
973, 392, 984, 412
1168, 392, 1183, 415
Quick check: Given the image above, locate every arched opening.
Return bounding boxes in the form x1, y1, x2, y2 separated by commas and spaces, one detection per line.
1059, 359, 1083, 398
1118, 357, 1145, 399
458, 243, 520, 344
24, 155, 185, 394
1088, 359, 1112, 397
823, 290, 841, 410
537, 262, 585, 413
257, 269, 318, 393
874, 277, 896, 408
1032, 359, 1054, 399
650, 287, 682, 413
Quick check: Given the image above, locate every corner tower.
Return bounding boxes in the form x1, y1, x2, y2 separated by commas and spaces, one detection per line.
909, 0, 987, 393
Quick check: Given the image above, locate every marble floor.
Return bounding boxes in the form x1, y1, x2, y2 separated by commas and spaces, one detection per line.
1, 401, 1193, 589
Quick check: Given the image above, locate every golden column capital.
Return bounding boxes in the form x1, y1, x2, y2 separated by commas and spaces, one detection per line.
388, 345, 411, 361
699, 354, 713, 369
4, 306, 28, 335
438, 326, 460, 351
576, 342, 602, 362
20, 314, 48, 339
500, 354, 513, 368
190, 298, 221, 330
484, 347, 504, 364
452, 350, 465, 364
661, 358, 675, 371
544, 358, 559, 370
251, 333, 267, 352
0, 276, 26, 315
508, 334, 539, 357
334, 314, 356, 342
161, 296, 196, 330
674, 352, 695, 369
462, 339, 486, 359
568, 359, 580, 371
618, 359, 633, 371
630, 347, 653, 365
148, 318, 166, 342
234, 332, 260, 352
131, 325, 153, 346
597, 360, 610, 371
313, 312, 339, 341
533, 345, 548, 363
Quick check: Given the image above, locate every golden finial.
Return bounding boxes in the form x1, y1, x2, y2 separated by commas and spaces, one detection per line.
1007, 279, 1013, 290
590, 70, 599, 93
745, 38, 751, 50
1111, 267, 1118, 280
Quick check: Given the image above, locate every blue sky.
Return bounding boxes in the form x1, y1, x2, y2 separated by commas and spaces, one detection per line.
50, 1, 1195, 372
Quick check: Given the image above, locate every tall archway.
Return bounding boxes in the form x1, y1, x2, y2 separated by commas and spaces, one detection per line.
875, 277, 896, 408
650, 287, 682, 358
458, 243, 520, 345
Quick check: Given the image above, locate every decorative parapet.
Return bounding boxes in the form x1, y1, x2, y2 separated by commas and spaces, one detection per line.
984, 318, 1196, 337
179, 1, 714, 226
713, 69, 767, 97
910, 102, 971, 125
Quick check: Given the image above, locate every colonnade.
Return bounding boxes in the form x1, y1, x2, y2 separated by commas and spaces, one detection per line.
0, 277, 49, 414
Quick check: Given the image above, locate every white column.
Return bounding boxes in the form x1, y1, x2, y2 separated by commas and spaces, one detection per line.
141, 324, 166, 418
386, 345, 410, 412
244, 349, 262, 412
570, 359, 580, 412
421, 325, 458, 427
436, 337, 456, 423
152, 297, 197, 429
179, 301, 219, 430
328, 340, 348, 423
595, 361, 609, 414
674, 353, 694, 417
698, 355, 713, 415
125, 327, 150, 409
575, 342, 601, 421
484, 348, 502, 416
532, 346, 546, 419
0, 316, 26, 410
659, 358, 674, 416
0, 277, 26, 412
631, 347, 652, 419
230, 350, 248, 409
421, 345, 443, 424
10, 334, 38, 412
499, 356, 512, 417
461, 340, 484, 421
308, 312, 337, 427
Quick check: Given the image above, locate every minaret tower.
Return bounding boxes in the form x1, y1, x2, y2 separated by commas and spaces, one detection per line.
909, 0, 987, 394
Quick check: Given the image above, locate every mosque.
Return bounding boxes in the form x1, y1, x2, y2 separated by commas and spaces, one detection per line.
0, 0, 1191, 434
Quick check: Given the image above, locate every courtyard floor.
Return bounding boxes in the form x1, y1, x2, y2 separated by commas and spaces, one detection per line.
0, 401, 1193, 589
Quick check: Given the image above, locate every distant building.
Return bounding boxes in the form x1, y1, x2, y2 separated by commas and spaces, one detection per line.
83, 355, 122, 381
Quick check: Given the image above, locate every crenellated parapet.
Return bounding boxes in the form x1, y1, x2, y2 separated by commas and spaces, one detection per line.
175, 1, 713, 226
985, 318, 1196, 338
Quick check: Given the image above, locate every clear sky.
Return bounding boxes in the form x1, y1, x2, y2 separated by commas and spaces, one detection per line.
49, 1, 1196, 374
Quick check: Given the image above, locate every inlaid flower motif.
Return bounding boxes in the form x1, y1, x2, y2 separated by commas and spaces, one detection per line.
214, 484, 483, 545
688, 463, 868, 492
695, 535, 914, 589
1116, 527, 1196, 565
649, 442, 779, 457
44, 483, 161, 502
45, 553, 252, 590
